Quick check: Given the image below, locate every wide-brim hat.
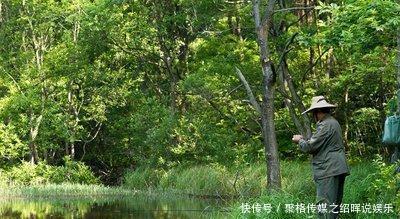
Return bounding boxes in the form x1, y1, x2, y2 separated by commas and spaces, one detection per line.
302, 96, 337, 114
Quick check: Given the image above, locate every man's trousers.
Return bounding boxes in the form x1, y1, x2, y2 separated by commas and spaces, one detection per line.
315, 174, 346, 219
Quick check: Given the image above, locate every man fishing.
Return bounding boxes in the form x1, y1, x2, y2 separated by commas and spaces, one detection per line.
292, 96, 350, 219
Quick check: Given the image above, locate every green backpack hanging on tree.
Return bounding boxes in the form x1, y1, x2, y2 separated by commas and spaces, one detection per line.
382, 94, 400, 146
382, 115, 400, 146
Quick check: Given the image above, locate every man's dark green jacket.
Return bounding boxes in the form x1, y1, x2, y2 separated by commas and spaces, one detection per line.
299, 114, 350, 180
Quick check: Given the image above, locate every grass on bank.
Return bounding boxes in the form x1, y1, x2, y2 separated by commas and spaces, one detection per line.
0, 183, 135, 199
0, 156, 397, 218
123, 163, 269, 197
122, 161, 315, 198
123, 158, 399, 218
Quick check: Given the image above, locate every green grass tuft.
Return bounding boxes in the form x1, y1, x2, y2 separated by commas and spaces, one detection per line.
0, 183, 135, 198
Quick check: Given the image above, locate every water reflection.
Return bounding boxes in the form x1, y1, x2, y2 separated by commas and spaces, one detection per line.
0, 195, 231, 218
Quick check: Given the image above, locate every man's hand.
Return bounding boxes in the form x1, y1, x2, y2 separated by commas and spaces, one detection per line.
292, 135, 303, 143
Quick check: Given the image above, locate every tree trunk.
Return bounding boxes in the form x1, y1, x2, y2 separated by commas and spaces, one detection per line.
397, 28, 400, 114
22, 2, 49, 164
283, 97, 305, 136
252, 0, 281, 190
66, 13, 81, 159
327, 47, 335, 78
0, 1, 3, 23
393, 27, 400, 164
67, 88, 77, 159
261, 89, 281, 189
277, 60, 311, 138
29, 141, 39, 164
29, 114, 42, 164
343, 86, 349, 150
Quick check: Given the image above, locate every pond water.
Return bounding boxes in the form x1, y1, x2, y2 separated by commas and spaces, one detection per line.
0, 195, 232, 219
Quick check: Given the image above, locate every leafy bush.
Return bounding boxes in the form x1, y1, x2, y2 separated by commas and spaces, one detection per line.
48, 156, 99, 184
2, 162, 40, 185
0, 157, 99, 185
348, 108, 382, 157
0, 123, 27, 167
367, 156, 400, 213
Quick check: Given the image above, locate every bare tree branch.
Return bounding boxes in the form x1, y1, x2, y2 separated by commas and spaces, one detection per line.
84, 122, 102, 143
80, 122, 102, 161
277, 32, 299, 68
397, 28, 400, 114
228, 84, 244, 96
252, 0, 261, 29
235, 67, 261, 113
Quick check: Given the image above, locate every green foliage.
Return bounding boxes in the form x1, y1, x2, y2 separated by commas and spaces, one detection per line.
348, 108, 382, 155
386, 95, 398, 116
0, 123, 26, 165
275, 109, 302, 158
320, 0, 400, 52
367, 156, 400, 211
51, 156, 100, 184
0, 157, 99, 185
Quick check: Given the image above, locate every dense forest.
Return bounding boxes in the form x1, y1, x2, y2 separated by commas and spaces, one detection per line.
0, 0, 399, 189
